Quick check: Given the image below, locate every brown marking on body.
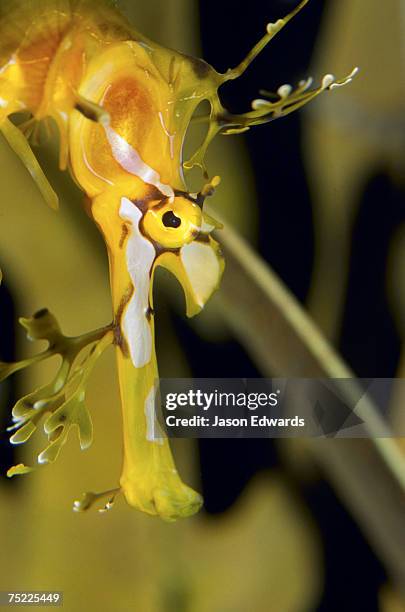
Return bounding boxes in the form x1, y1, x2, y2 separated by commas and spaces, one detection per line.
190, 57, 211, 79
145, 306, 155, 321
33, 308, 49, 319
119, 224, 129, 248
196, 233, 210, 244
113, 284, 134, 357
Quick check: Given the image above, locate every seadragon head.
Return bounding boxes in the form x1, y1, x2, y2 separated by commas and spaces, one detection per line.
63, 0, 356, 323
66, 26, 230, 319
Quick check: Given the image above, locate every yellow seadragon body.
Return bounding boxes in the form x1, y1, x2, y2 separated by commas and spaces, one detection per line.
0, 0, 357, 519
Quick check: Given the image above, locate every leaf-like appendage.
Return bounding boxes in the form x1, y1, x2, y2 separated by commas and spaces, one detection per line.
0, 309, 112, 475
0, 361, 22, 383
9, 421, 37, 445
38, 433, 68, 465
11, 382, 61, 421
73, 488, 120, 513
40, 390, 93, 465
19, 309, 62, 343
7, 464, 34, 478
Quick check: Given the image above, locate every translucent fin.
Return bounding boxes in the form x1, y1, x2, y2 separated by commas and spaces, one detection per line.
0, 1, 132, 74
0, 118, 58, 210
0, 0, 72, 65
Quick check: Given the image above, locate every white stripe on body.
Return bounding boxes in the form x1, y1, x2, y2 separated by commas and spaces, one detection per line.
119, 197, 156, 368
106, 126, 174, 198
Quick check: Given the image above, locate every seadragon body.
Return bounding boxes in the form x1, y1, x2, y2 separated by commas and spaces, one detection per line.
0, 0, 357, 519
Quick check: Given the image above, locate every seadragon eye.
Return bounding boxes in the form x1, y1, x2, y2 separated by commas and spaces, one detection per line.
142, 197, 202, 249
162, 211, 181, 229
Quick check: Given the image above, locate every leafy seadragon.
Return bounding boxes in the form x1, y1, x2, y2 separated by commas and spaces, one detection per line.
0, 0, 356, 520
